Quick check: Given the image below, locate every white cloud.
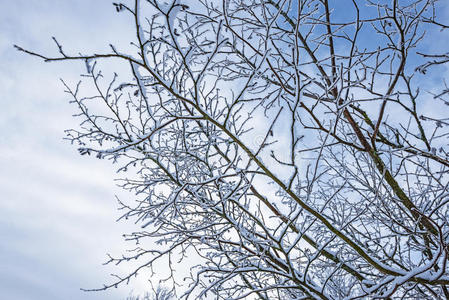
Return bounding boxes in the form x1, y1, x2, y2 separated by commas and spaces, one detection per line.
0, 1, 152, 299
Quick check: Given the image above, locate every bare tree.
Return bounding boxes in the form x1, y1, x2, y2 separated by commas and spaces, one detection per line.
127, 286, 174, 300
17, 0, 449, 298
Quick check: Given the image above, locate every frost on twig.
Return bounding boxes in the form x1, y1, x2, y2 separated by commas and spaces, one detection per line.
18, 0, 449, 298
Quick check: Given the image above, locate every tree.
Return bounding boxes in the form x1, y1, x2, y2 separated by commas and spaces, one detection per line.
17, 0, 449, 298
126, 286, 174, 300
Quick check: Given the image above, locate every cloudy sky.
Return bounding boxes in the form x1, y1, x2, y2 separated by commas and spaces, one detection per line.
2, 1, 449, 300
0, 1, 150, 299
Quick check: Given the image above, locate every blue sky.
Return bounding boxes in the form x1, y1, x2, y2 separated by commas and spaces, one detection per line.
0, 1, 149, 299
1, 0, 449, 299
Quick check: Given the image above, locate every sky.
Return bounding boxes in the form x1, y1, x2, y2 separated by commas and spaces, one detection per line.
1, 1, 449, 300
0, 1, 150, 299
